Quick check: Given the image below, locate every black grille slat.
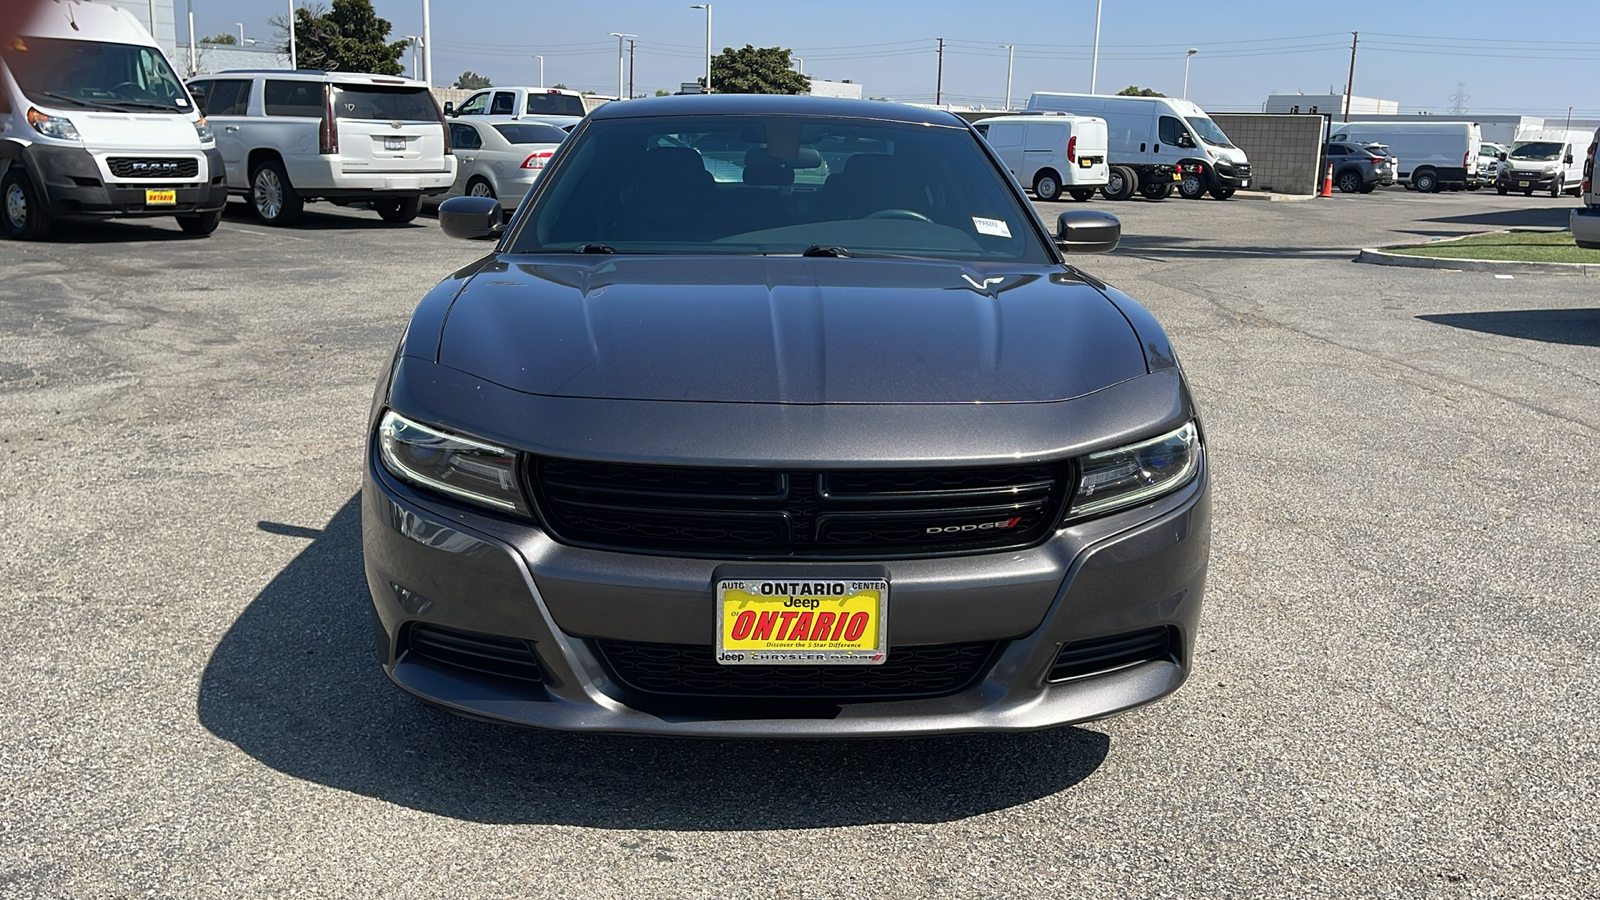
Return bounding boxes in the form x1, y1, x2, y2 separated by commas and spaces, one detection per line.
405, 624, 543, 682
1049, 628, 1175, 683
530, 458, 1072, 558
597, 640, 995, 700
107, 157, 199, 179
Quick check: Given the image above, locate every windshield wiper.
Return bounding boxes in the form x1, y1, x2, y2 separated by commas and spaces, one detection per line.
579, 244, 617, 254
33, 91, 106, 110
97, 100, 183, 112
801, 244, 851, 258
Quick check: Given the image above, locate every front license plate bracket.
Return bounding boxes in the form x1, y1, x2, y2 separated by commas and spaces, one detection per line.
716, 578, 889, 666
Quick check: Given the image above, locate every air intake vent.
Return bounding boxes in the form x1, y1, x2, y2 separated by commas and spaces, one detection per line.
1048, 627, 1176, 683
529, 457, 1072, 559
403, 624, 542, 682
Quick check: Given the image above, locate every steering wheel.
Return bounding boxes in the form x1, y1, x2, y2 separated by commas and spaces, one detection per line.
865, 208, 934, 223
111, 82, 141, 96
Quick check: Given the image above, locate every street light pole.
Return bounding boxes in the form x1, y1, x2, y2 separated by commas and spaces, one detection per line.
1183, 48, 1197, 100
608, 33, 635, 101
236, 22, 244, 44
186, 0, 196, 75
793, 57, 804, 75
535, 55, 544, 89
690, 4, 711, 92
287, 0, 296, 69
404, 36, 421, 79
421, 0, 433, 86
1090, 0, 1102, 93
1001, 44, 1014, 110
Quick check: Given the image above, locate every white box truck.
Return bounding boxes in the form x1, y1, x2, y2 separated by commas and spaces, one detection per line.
1023, 92, 1251, 201
972, 114, 1109, 202
1327, 121, 1482, 193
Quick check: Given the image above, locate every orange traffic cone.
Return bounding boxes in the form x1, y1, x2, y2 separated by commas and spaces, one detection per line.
1320, 163, 1334, 197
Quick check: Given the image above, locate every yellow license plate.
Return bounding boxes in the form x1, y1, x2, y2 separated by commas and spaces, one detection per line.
145, 189, 176, 206
1079, 158, 1094, 168
717, 579, 888, 665
1172, 173, 1182, 181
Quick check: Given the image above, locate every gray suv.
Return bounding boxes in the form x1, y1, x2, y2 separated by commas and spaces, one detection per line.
1325, 141, 1396, 193
363, 95, 1211, 737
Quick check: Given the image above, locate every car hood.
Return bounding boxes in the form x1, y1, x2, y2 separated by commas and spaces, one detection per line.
434, 256, 1146, 405
62, 111, 203, 151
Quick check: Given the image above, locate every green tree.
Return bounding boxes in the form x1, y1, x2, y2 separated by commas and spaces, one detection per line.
453, 71, 492, 90
551, 83, 569, 90
272, 0, 406, 75
1116, 85, 1166, 97
707, 45, 809, 95
200, 33, 236, 45
654, 89, 671, 97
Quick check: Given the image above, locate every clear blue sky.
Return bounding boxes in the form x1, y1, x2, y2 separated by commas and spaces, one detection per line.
203, 0, 1600, 118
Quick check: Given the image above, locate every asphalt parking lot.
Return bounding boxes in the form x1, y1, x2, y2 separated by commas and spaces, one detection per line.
3, 190, 1596, 898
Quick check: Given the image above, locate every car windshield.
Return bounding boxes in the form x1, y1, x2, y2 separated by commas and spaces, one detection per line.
493, 123, 568, 144
2, 36, 190, 113
526, 92, 587, 117
332, 85, 437, 121
1510, 142, 1562, 160
512, 113, 1050, 261
1184, 116, 1235, 148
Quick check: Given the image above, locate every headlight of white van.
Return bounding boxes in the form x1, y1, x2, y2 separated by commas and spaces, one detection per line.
193, 117, 214, 143
26, 108, 81, 141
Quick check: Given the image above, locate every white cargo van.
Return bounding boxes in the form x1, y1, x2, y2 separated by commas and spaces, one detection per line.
1497, 131, 1587, 197
1328, 122, 1481, 193
1024, 92, 1251, 201
0, 0, 226, 239
1571, 128, 1600, 249
972, 114, 1108, 201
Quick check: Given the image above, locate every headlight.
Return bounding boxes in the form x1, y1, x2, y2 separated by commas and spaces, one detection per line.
26, 107, 81, 141
1069, 422, 1201, 518
193, 117, 214, 143
377, 410, 527, 514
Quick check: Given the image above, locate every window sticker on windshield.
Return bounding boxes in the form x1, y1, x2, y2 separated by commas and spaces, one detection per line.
972, 217, 1011, 238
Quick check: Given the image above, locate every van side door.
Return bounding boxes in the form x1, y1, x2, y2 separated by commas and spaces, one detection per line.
985, 123, 1026, 181
1024, 122, 1068, 184
1156, 115, 1194, 166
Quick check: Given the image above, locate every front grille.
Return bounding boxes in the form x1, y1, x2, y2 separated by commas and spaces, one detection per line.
529, 457, 1073, 558
403, 624, 543, 682
597, 640, 996, 699
1048, 627, 1177, 683
107, 157, 199, 179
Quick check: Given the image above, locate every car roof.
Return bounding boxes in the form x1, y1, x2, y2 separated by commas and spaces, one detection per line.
585, 94, 967, 127
213, 70, 427, 88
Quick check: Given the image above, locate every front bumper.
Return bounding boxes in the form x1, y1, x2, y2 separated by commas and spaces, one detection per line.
25, 143, 227, 217
1572, 207, 1600, 247
362, 442, 1211, 737
1208, 162, 1251, 189
1500, 171, 1558, 190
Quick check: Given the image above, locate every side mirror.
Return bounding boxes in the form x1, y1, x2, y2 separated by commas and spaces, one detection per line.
1566, 155, 1575, 164
1056, 210, 1120, 255
1497, 151, 1507, 161
439, 195, 504, 240
1178, 133, 1196, 149
443, 101, 455, 117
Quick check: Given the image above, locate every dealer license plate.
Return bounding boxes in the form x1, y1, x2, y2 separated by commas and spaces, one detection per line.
716, 579, 888, 666
1519, 181, 1529, 188
1079, 158, 1094, 168
144, 189, 176, 206
385, 136, 406, 151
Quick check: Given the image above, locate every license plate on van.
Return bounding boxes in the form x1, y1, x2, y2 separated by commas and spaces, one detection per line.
144, 189, 176, 206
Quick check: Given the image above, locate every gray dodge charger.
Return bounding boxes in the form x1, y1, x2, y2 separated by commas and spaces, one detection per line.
362, 94, 1211, 736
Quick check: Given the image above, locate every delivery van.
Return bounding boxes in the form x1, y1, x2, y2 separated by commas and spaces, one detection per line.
1497, 130, 1588, 197
1024, 92, 1250, 200
1328, 122, 1481, 193
972, 114, 1109, 201
0, 0, 225, 239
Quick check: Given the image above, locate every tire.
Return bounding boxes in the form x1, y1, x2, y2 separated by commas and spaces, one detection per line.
1101, 166, 1137, 201
1550, 177, 1563, 199
1466, 183, 1480, 191
1032, 170, 1062, 201
1178, 171, 1205, 200
466, 177, 496, 200
1496, 185, 1508, 195
1138, 181, 1172, 200
1209, 188, 1236, 200
1359, 184, 1376, 194
0, 168, 52, 241
1336, 170, 1363, 194
374, 196, 422, 223
1068, 188, 1096, 202
1412, 169, 1438, 193
250, 159, 302, 226
176, 210, 222, 236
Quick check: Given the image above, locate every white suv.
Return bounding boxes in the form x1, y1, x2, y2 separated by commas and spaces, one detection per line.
186, 70, 455, 225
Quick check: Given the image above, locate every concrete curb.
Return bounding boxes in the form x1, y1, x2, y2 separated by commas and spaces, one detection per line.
1355, 232, 1600, 276
1235, 191, 1318, 203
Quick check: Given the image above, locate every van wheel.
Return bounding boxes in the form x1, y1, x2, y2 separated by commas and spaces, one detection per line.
1068, 188, 1096, 202
1178, 172, 1205, 199
250, 160, 303, 225
0, 168, 52, 241
1032, 171, 1062, 201
1496, 185, 1508, 195
1101, 166, 1137, 201
1550, 176, 1563, 198
1209, 188, 1236, 200
1412, 169, 1438, 193
1336, 170, 1363, 193
1138, 182, 1172, 200
176, 210, 222, 236
374, 196, 422, 223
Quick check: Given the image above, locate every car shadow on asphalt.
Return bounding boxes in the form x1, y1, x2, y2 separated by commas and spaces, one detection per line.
1422, 207, 1572, 230
197, 495, 1111, 828
1114, 234, 1354, 260
220, 201, 427, 231
1418, 309, 1600, 347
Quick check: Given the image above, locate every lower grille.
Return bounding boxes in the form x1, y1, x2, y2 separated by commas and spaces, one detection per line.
108, 157, 199, 179
1049, 627, 1176, 682
597, 640, 996, 700
403, 624, 542, 682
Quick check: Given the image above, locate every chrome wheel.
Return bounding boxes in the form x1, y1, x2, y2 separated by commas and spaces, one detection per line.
469, 180, 495, 198
253, 168, 283, 220
4, 182, 25, 228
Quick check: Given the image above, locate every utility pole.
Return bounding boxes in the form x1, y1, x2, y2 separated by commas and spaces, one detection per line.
628, 38, 636, 99
1342, 31, 1358, 123
421, 0, 432, 86
608, 33, 635, 101
935, 37, 944, 107
1001, 44, 1014, 110
1090, 0, 1103, 93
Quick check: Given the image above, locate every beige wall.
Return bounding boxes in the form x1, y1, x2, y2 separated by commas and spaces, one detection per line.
1212, 113, 1327, 195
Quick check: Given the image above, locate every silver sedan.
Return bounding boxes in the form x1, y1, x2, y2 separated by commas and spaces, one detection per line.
439, 119, 566, 213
